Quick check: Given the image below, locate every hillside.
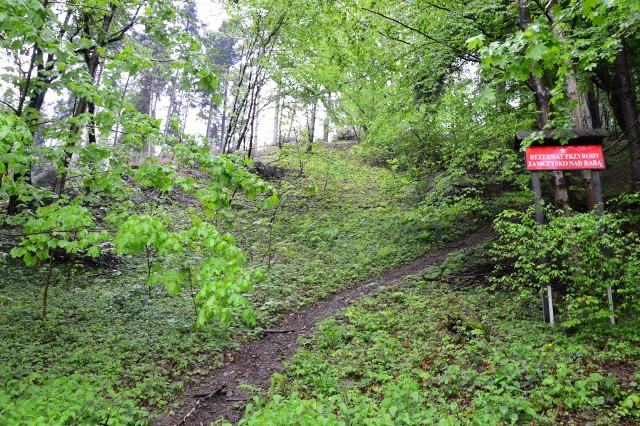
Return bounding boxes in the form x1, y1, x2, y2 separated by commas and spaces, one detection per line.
1, 145, 499, 424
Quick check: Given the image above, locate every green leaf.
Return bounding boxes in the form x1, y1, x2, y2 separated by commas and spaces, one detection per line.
260, 194, 280, 209
525, 43, 548, 61
87, 246, 101, 258
165, 279, 181, 296
196, 309, 208, 328
466, 34, 484, 50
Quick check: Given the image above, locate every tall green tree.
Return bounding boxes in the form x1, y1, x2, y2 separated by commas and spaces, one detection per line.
471, 0, 640, 198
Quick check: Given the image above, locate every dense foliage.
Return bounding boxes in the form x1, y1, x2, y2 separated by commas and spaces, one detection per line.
492, 205, 640, 327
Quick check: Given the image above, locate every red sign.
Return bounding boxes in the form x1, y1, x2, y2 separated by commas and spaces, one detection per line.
525, 145, 605, 171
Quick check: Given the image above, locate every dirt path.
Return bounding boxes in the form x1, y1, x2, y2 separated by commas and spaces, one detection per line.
156, 226, 495, 426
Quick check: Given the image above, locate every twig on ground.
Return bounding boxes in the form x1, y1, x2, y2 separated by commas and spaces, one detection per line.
179, 385, 226, 426
263, 329, 295, 334
190, 385, 226, 399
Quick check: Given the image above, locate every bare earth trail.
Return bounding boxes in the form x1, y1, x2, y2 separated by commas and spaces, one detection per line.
157, 226, 496, 426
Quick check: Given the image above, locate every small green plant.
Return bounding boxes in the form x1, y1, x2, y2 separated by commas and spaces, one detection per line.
114, 214, 262, 327
9, 203, 109, 319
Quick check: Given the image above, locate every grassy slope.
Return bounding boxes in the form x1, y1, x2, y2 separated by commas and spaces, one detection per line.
238, 145, 446, 323
240, 248, 640, 425
0, 144, 489, 424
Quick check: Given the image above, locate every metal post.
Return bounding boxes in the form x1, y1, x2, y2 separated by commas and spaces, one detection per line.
547, 286, 555, 325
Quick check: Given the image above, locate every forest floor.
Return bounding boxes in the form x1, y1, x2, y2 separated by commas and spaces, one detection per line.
158, 226, 496, 425
1, 143, 500, 424
3, 143, 639, 425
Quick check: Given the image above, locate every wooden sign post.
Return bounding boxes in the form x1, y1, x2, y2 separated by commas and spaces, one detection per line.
515, 130, 614, 325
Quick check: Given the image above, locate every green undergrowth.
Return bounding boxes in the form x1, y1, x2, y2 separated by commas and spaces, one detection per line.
240, 254, 640, 425
0, 263, 235, 424
0, 144, 514, 424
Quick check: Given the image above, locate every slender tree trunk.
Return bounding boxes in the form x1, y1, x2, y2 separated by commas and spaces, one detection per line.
205, 94, 217, 152
285, 104, 297, 148
323, 109, 330, 144
307, 100, 317, 150
614, 42, 640, 190
181, 79, 192, 133
113, 75, 131, 148
164, 70, 180, 137
54, 4, 117, 196
235, 71, 265, 153
565, 74, 594, 210
252, 98, 259, 153
247, 93, 259, 157
225, 48, 253, 151
518, 0, 570, 210
219, 82, 228, 151
585, 89, 600, 129
273, 95, 280, 147
150, 75, 158, 119
323, 93, 331, 143
146, 74, 155, 157
87, 102, 97, 144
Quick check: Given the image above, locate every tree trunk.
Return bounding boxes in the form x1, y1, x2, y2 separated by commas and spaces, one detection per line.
4, 5, 73, 214
164, 70, 180, 137
614, 42, 640, 190
181, 78, 192, 133
518, 0, 570, 211
112, 75, 130, 148
323, 94, 331, 143
307, 100, 317, 150
548, 5, 595, 209
235, 71, 261, 152
54, 4, 118, 196
273, 96, 280, 147
150, 74, 159, 119
585, 89, 600, 129
565, 70, 595, 209
323, 115, 330, 143
220, 82, 228, 152
285, 104, 297, 148
205, 94, 217, 152
247, 94, 259, 157
225, 51, 252, 152
146, 74, 155, 157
